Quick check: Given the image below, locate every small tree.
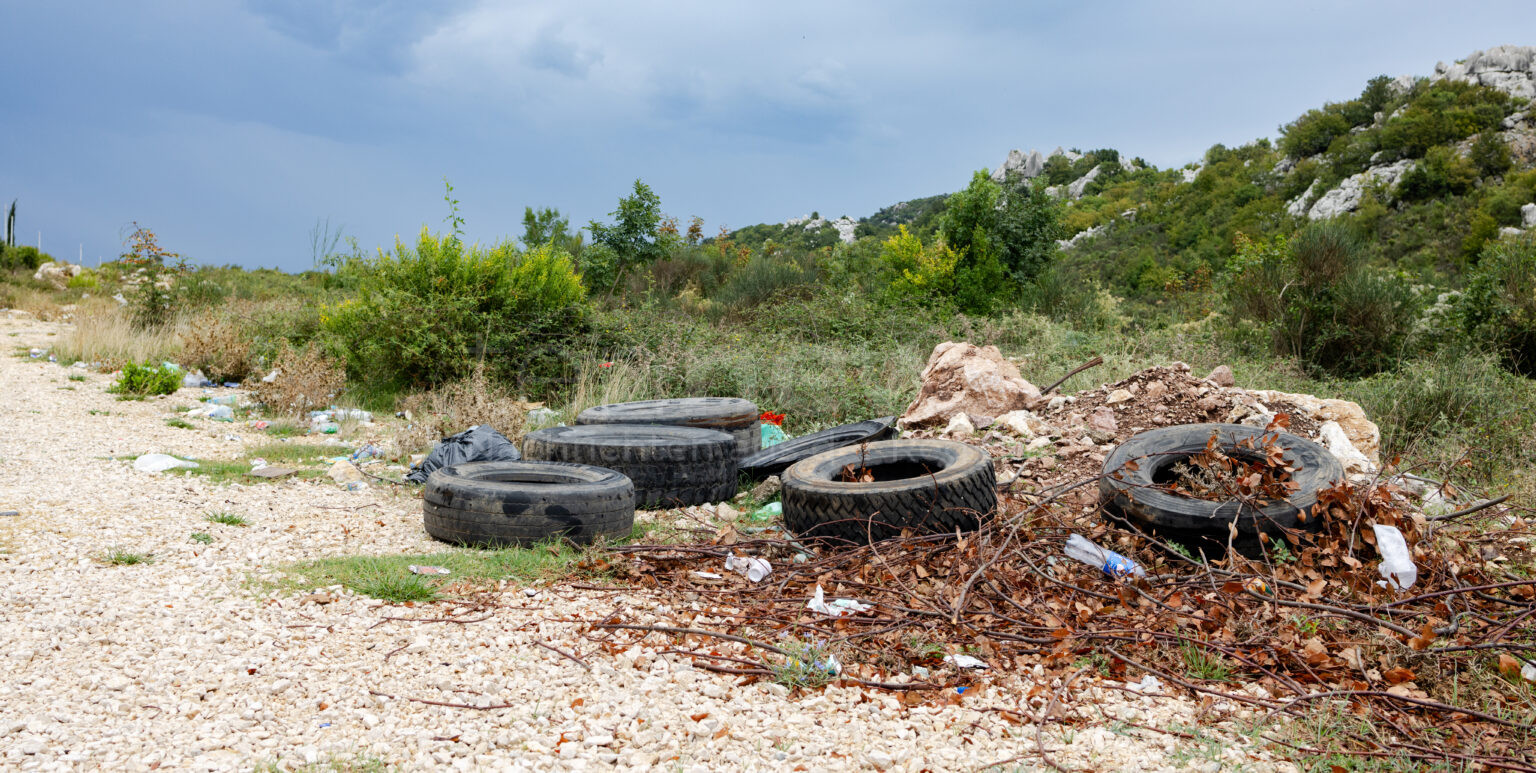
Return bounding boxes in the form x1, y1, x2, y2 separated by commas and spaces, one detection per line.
119, 222, 184, 329
587, 179, 664, 292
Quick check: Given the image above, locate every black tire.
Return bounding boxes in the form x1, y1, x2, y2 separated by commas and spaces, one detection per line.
423, 461, 634, 547
1099, 423, 1343, 536
576, 398, 761, 460
739, 417, 898, 481
781, 439, 996, 544
522, 425, 737, 509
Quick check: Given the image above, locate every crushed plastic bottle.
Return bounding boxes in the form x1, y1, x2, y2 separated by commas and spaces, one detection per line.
1064, 533, 1146, 579
1372, 524, 1417, 591
205, 404, 234, 421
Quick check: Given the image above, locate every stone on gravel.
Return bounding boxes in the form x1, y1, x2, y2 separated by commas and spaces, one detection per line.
326, 460, 365, 485
900, 342, 1043, 429
1105, 389, 1133, 405
1251, 390, 1380, 464
943, 412, 976, 438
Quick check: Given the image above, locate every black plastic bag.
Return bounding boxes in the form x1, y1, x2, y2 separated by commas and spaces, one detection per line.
405, 425, 521, 483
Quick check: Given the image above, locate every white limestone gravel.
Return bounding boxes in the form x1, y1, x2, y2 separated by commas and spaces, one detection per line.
0, 314, 1298, 771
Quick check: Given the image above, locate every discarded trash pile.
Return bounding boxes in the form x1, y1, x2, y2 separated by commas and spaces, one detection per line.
571, 346, 1535, 769
595, 475, 1535, 769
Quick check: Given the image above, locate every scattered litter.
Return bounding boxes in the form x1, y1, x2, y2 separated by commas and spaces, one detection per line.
405, 425, 521, 484
911, 666, 931, 678
1064, 533, 1146, 579
207, 395, 241, 406
0, 511, 19, 517
112, 292, 127, 305
943, 654, 989, 670
249, 458, 268, 471
1524, 661, 1536, 684
807, 584, 873, 617
761, 422, 789, 448
1373, 524, 1417, 591
724, 554, 771, 583
247, 420, 269, 430
28, 348, 43, 358
350, 444, 385, 462
528, 407, 561, 424
222, 382, 239, 388
408, 565, 451, 576
261, 369, 280, 383
181, 369, 213, 388
754, 502, 782, 519
1125, 674, 1163, 693
342, 480, 367, 492
133, 454, 199, 473
523, 588, 538, 597
204, 404, 233, 421
690, 571, 724, 581
249, 466, 297, 479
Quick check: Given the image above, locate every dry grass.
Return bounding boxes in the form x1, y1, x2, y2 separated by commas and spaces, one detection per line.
53, 302, 183, 369
552, 353, 657, 427
252, 342, 346, 416
179, 310, 255, 383
0, 281, 68, 321
397, 363, 529, 453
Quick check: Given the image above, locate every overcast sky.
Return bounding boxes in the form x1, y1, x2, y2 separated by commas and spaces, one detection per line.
2, 2, 1531, 271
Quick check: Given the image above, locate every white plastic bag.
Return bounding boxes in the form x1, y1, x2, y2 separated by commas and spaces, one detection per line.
134, 453, 199, 473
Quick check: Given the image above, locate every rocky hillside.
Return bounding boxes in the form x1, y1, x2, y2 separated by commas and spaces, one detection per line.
728, 45, 1536, 292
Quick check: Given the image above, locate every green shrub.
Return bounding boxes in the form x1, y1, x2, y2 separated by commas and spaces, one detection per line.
713, 253, 817, 310
1279, 106, 1351, 158
1, 245, 48, 272
1224, 223, 1417, 377
879, 226, 958, 306
1461, 233, 1536, 374
109, 361, 183, 397
1377, 80, 1510, 158
1396, 146, 1477, 201
322, 229, 589, 394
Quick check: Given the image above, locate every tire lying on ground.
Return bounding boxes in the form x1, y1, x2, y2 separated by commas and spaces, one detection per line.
781, 439, 996, 544
423, 461, 634, 547
1099, 423, 1344, 539
577, 397, 761, 461
738, 416, 898, 481
522, 424, 737, 509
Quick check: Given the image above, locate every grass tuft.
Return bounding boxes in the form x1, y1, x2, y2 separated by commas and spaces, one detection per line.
102, 547, 154, 566
190, 532, 213, 544
205, 511, 248, 527
165, 417, 194, 429
272, 541, 606, 602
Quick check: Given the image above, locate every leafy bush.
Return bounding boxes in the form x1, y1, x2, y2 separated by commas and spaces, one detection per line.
1461, 233, 1536, 374
1279, 106, 1351, 158
109, 361, 183, 397
322, 229, 588, 394
879, 226, 958, 306
1377, 80, 1510, 158
0, 245, 49, 272
713, 253, 817, 310
1225, 223, 1417, 377
1396, 146, 1477, 201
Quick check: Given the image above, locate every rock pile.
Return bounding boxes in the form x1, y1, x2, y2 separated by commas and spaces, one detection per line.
1432, 45, 1536, 100
898, 342, 1043, 430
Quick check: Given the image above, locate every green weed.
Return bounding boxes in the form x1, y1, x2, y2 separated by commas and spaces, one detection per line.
102, 548, 154, 566
1180, 641, 1234, 682
68, 373, 86, 382
769, 639, 839, 690
190, 532, 213, 544
165, 417, 194, 429
205, 511, 248, 527
271, 541, 605, 602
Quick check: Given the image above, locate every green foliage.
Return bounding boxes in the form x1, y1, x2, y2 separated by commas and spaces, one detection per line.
880, 226, 958, 306
1471, 130, 1514, 178
1280, 106, 1353, 158
205, 511, 249, 527
1378, 80, 1511, 158
521, 206, 583, 256
587, 179, 665, 291
713, 253, 817, 310
0, 244, 49, 271
190, 532, 213, 544
102, 548, 153, 566
322, 229, 589, 393
1396, 146, 1478, 201
109, 361, 183, 397
1462, 233, 1536, 374
769, 639, 839, 690
1225, 223, 1418, 377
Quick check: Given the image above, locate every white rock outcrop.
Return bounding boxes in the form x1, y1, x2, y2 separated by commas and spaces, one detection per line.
990, 146, 1081, 183
782, 214, 857, 244
1066, 165, 1103, 199
32, 262, 84, 289
1286, 180, 1320, 217
1306, 160, 1415, 220
1523, 202, 1536, 229
1433, 46, 1536, 100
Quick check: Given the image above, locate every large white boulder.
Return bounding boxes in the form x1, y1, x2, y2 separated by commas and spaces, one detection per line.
1433, 46, 1536, 100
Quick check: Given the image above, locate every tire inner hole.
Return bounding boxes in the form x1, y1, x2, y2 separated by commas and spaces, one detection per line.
836, 460, 944, 482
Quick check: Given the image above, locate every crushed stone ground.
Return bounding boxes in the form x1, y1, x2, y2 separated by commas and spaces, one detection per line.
0, 314, 1298, 771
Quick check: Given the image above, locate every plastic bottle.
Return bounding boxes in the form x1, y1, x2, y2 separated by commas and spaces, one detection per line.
1372, 524, 1417, 591
1064, 533, 1146, 579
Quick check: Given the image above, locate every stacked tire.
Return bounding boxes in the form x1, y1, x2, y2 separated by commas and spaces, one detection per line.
576, 398, 761, 461
522, 424, 737, 509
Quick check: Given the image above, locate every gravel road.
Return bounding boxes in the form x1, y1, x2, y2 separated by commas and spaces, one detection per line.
0, 314, 1297, 771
